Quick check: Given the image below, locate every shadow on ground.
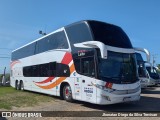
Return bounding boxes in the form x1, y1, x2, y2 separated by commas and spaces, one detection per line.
72, 95, 160, 112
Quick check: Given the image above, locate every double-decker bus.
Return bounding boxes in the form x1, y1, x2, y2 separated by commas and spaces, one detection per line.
146, 66, 160, 85
135, 52, 150, 88
11, 20, 141, 105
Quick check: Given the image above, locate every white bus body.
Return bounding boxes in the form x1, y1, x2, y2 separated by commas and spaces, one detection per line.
134, 49, 151, 88
146, 66, 160, 85
146, 70, 156, 86
11, 20, 141, 105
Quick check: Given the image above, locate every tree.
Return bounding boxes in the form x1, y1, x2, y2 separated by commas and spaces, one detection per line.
157, 64, 160, 69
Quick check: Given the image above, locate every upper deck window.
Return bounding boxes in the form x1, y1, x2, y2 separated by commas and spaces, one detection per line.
36, 31, 69, 54
88, 21, 133, 48
65, 22, 93, 53
12, 42, 36, 61
12, 31, 68, 61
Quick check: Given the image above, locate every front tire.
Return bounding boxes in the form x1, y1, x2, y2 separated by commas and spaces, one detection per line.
63, 84, 73, 102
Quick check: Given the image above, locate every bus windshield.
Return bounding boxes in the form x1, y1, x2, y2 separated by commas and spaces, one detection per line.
98, 51, 138, 84
146, 67, 159, 79
137, 61, 147, 78
88, 21, 133, 48
135, 53, 147, 78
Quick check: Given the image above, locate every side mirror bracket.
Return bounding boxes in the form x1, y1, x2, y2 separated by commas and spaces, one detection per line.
74, 41, 107, 59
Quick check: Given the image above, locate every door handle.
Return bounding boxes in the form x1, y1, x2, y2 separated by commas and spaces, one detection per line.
82, 80, 85, 83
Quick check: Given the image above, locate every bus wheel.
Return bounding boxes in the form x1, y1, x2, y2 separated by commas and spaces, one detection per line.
63, 84, 73, 102
19, 81, 24, 91
15, 81, 19, 90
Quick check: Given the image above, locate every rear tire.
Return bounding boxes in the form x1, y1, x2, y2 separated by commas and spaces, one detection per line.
19, 81, 24, 91
63, 84, 73, 102
15, 81, 19, 90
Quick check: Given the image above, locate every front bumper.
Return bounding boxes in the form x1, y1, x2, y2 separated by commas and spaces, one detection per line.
96, 88, 141, 105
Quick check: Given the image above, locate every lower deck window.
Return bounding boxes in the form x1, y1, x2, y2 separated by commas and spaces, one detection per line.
23, 62, 70, 77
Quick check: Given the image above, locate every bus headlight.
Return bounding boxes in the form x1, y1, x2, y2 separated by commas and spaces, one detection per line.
91, 82, 113, 89
91, 82, 115, 92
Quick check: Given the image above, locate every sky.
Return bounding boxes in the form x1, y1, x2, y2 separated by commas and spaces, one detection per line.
0, 0, 160, 73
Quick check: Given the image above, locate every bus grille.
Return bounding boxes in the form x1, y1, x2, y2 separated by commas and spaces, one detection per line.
110, 86, 140, 95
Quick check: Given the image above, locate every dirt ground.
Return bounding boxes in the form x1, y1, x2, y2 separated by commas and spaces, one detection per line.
1, 86, 160, 120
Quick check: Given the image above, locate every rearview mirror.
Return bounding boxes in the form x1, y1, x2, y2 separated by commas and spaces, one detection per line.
74, 41, 107, 59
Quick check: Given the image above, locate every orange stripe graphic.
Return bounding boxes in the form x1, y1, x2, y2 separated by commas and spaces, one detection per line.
11, 60, 21, 68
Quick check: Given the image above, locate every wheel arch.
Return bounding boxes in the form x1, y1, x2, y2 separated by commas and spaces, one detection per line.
60, 82, 70, 99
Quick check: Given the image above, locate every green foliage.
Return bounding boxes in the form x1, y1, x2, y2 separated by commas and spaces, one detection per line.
156, 64, 160, 74
157, 64, 160, 69
0, 73, 10, 83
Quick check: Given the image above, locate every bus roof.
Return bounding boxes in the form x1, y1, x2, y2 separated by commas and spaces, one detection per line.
12, 20, 130, 53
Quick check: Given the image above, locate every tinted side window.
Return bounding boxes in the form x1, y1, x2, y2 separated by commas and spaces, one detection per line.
12, 43, 36, 61
49, 62, 56, 76
73, 58, 80, 73
65, 22, 93, 53
23, 66, 32, 77
81, 56, 95, 77
49, 31, 69, 50
39, 63, 50, 77
23, 65, 39, 77
23, 62, 70, 77
36, 36, 50, 54
12, 31, 68, 60
36, 31, 69, 54
137, 62, 146, 77
56, 63, 70, 77
32, 65, 39, 77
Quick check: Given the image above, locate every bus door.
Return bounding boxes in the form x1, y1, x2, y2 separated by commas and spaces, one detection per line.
74, 76, 82, 100
73, 58, 82, 100
80, 56, 97, 103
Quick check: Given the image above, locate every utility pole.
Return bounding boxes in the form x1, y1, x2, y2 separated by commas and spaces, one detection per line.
2, 67, 6, 86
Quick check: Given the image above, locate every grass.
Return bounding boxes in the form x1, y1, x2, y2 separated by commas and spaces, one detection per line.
0, 87, 53, 110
